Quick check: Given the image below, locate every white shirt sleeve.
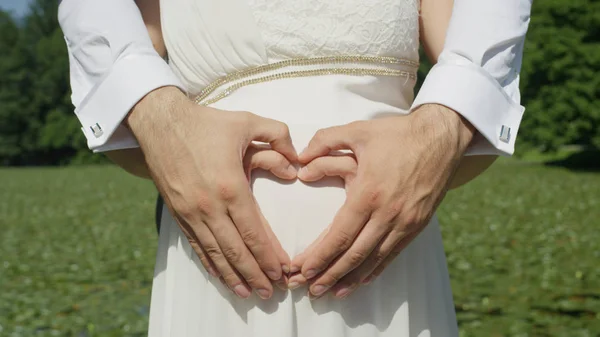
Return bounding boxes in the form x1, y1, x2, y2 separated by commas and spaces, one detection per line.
412, 0, 533, 156
58, 0, 186, 153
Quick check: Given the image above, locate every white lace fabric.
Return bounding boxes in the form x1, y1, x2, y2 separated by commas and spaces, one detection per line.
161, 0, 421, 95
247, 0, 420, 62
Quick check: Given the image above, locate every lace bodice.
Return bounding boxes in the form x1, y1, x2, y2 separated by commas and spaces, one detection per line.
161, 0, 421, 95
247, 0, 420, 62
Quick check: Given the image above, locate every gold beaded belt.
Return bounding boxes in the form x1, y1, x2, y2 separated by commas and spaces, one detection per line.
193, 55, 419, 106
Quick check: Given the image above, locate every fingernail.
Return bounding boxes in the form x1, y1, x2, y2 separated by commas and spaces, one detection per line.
305, 269, 317, 279
311, 284, 329, 296
267, 270, 280, 280
362, 275, 374, 285
256, 288, 271, 299
287, 273, 306, 287
288, 282, 301, 290
274, 275, 288, 290
282, 265, 290, 274
287, 165, 297, 176
308, 291, 322, 301
290, 265, 300, 274
335, 286, 352, 299
233, 285, 251, 299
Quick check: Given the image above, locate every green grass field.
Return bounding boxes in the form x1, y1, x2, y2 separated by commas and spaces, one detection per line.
1, 158, 599, 336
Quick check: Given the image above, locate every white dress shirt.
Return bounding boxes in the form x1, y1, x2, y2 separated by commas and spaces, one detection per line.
58, 0, 531, 155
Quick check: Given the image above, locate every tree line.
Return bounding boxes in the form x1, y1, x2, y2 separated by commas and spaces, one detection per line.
0, 0, 598, 166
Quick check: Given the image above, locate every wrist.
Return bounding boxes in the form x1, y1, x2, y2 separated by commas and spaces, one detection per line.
125, 86, 191, 141
411, 104, 476, 155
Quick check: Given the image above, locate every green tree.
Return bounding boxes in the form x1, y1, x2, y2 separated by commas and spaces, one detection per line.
0, 10, 28, 165
519, 0, 600, 152
0, 0, 100, 165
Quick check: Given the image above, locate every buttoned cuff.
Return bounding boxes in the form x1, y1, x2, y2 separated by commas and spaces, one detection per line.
411, 62, 525, 156
76, 54, 185, 153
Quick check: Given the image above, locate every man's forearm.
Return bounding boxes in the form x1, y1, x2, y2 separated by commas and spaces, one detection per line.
106, 86, 189, 180
125, 87, 191, 145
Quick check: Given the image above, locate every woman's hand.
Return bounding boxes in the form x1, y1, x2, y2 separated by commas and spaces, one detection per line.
290, 104, 475, 299
128, 87, 298, 300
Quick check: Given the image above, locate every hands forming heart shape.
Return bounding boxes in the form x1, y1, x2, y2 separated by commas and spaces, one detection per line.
128, 88, 475, 301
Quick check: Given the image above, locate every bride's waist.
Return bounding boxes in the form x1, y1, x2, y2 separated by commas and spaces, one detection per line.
208, 75, 415, 126
195, 56, 418, 127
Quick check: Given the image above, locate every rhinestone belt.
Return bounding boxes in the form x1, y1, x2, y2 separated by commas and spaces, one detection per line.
193, 55, 419, 106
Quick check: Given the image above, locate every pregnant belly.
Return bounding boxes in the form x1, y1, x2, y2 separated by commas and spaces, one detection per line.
208, 75, 412, 254
250, 126, 347, 256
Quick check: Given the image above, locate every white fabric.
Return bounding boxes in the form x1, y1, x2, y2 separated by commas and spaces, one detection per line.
58, 0, 186, 152
58, 0, 531, 156
150, 77, 457, 337
148, 1, 457, 336
412, 0, 532, 155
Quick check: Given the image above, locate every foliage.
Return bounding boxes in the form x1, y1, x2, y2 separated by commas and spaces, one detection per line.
0, 0, 598, 165
518, 0, 600, 153
1, 161, 599, 336
0, 0, 103, 166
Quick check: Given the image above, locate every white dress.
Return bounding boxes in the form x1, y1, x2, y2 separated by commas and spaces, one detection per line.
149, 0, 458, 336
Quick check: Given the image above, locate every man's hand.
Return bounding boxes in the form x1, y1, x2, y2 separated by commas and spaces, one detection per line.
289, 104, 475, 299
127, 87, 298, 300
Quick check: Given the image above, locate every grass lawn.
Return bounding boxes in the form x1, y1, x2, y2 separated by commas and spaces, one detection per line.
1, 158, 599, 336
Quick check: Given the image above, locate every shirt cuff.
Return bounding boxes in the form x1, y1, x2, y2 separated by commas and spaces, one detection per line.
76, 53, 186, 153
411, 62, 525, 156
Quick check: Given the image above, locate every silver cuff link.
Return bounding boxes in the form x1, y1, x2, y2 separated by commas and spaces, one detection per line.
499, 125, 511, 143
90, 123, 104, 138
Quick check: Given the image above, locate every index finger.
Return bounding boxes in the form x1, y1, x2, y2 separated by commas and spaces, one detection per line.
299, 123, 363, 164
249, 115, 298, 162
301, 193, 371, 279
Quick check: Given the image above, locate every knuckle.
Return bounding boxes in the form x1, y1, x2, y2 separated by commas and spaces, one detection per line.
348, 121, 367, 142
313, 252, 332, 269
362, 188, 383, 208
193, 193, 215, 217
402, 212, 421, 229
348, 120, 364, 130
238, 111, 254, 124
215, 180, 239, 202
373, 250, 388, 266
239, 228, 262, 246
221, 246, 244, 264
347, 250, 368, 266
276, 122, 291, 138
222, 273, 242, 288
387, 199, 405, 219
203, 244, 222, 260
313, 129, 327, 142
175, 203, 197, 220
335, 230, 354, 251
241, 272, 259, 286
